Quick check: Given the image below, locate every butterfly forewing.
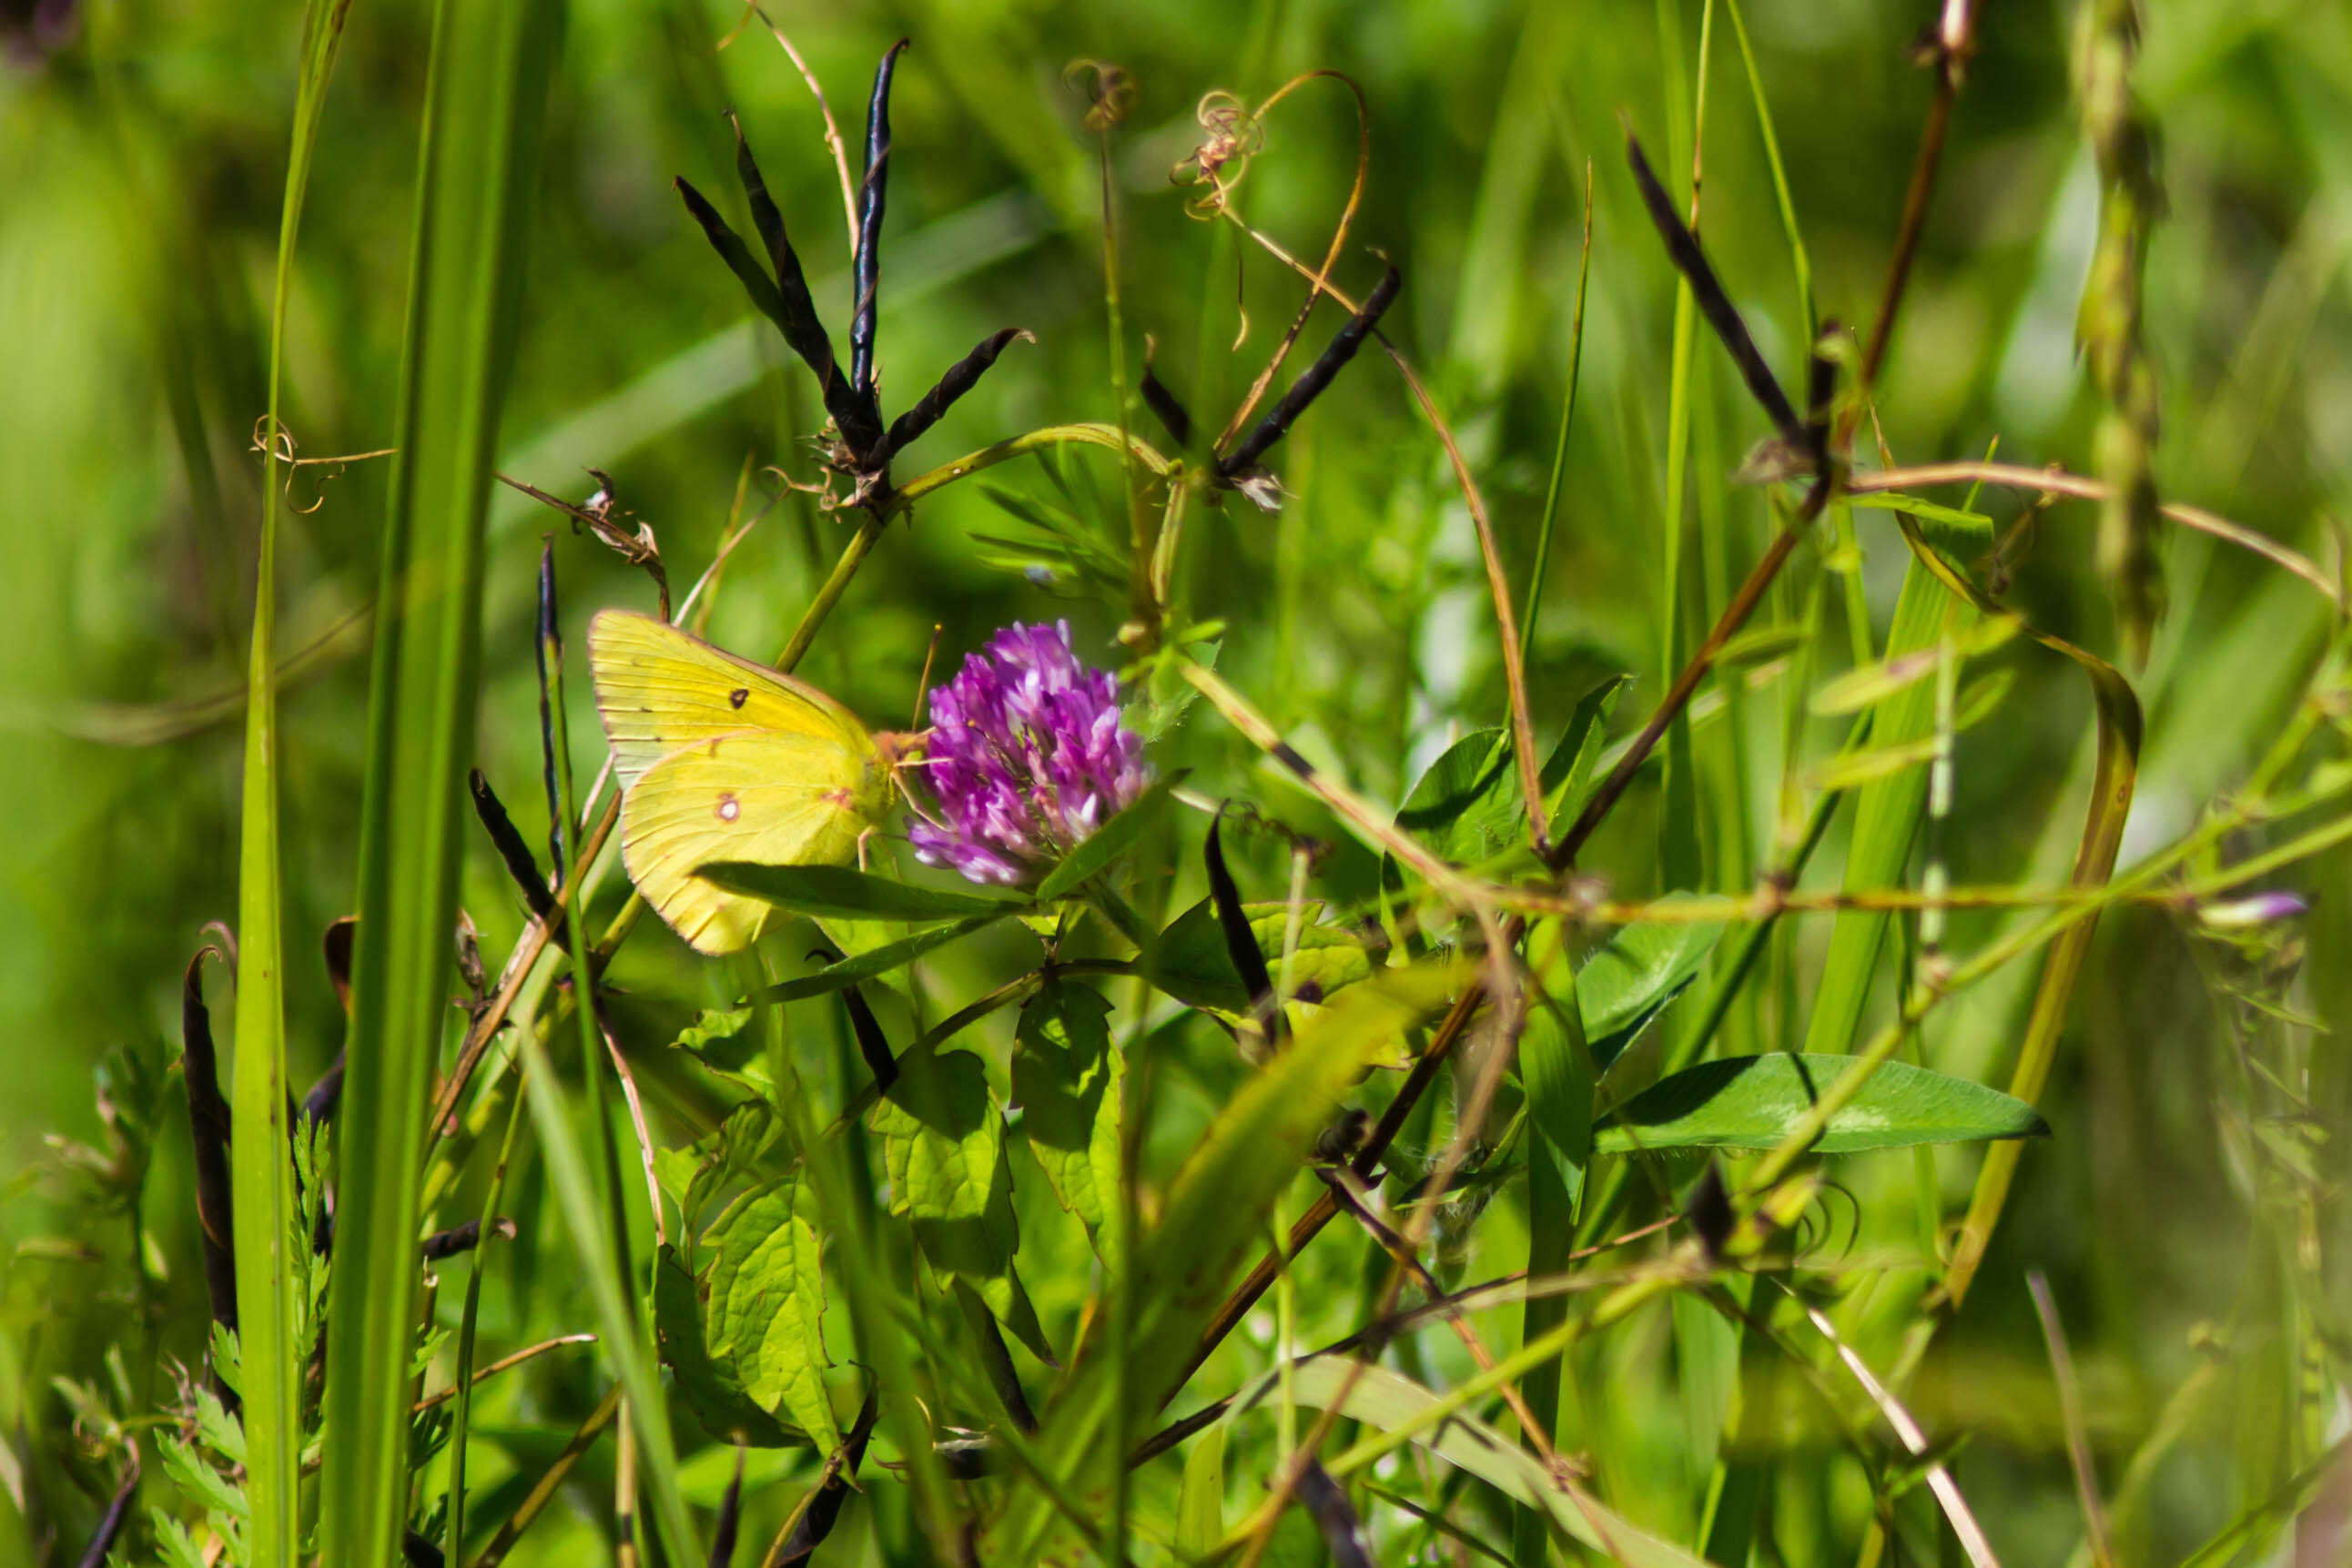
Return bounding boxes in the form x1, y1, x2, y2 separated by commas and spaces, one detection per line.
588, 609, 870, 787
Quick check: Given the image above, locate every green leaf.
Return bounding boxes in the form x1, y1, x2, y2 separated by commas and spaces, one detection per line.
1395, 727, 1524, 866
1149, 898, 1374, 1016
752, 915, 1005, 1002
1803, 561, 1972, 1056
1848, 491, 1995, 531
1515, 932, 1591, 1566
1384, 687, 1628, 886
1176, 1423, 1227, 1559
1012, 982, 1124, 1266
1035, 774, 1179, 901
987, 963, 1466, 1564
673, 1006, 758, 1072
318, 0, 573, 1563
705, 1181, 839, 1452
653, 1244, 801, 1449
1594, 1054, 2052, 1154
1564, 907, 1725, 1070
1543, 673, 1630, 836
870, 1044, 1055, 1365
701, 862, 1029, 923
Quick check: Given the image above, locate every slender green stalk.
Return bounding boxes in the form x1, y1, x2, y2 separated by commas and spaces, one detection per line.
445, 1057, 530, 1565
231, 1, 353, 1558
1520, 169, 1593, 666
316, 0, 562, 1560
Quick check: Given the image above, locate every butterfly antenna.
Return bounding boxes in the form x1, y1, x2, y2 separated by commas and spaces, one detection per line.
911, 622, 943, 731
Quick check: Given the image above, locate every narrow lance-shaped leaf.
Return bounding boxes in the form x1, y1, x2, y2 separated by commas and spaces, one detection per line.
1296, 1462, 1376, 1568
1219, 262, 1402, 475
180, 947, 238, 1363
1623, 130, 1804, 449
467, 768, 554, 918
775, 1391, 881, 1567
1594, 1054, 2051, 1155
880, 327, 1033, 462
852, 39, 909, 407
318, 0, 566, 1561
1204, 808, 1281, 1047
708, 1452, 745, 1568
533, 540, 563, 885
722, 117, 881, 460
749, 915, 1003, 1003
700, 861, 1028, 923
1140, 358, 1195, 450
833, 972, 897, 1093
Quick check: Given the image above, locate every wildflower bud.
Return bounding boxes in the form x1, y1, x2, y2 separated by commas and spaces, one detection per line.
2194, 891, 2307, 930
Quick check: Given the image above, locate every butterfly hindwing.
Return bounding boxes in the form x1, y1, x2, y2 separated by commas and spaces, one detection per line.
587, 609, 889, 955
588, 608, 869, 787
618, 729, 883, 956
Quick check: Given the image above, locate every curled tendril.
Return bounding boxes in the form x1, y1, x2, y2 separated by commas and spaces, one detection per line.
248, 417, 397, 515
1172, 90, 1265, 217
1065, 58, 1134, 134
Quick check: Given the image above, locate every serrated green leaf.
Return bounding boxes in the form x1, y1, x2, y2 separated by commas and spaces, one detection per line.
700, 862, 1029, 923
871, 1045, 1055, 1365
1594, 1054, 2051, 1153
1013, 982, 1123, 1266
1150, 898, 1374, 1015
652, 1243, 802, 1449
160, 1432, 246, 1520
153, 1512, 208, 1568
705, 1183, 838, 1452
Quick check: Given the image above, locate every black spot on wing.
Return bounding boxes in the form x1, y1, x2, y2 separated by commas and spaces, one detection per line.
729, 687, 749, 709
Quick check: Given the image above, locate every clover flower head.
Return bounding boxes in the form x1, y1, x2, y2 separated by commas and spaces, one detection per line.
908, 622, 1151, 886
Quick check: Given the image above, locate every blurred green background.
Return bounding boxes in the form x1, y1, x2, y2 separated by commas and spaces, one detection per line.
5, 0, 2350, 1560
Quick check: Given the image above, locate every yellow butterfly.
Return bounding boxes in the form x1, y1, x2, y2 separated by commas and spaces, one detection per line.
588, 609, 893, 955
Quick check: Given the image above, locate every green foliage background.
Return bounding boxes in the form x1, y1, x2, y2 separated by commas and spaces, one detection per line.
4, 0, 2350, 1562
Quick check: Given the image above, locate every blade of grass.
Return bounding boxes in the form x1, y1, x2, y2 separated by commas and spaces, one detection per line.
1801, 561, 1970, 1057
316, 0, 563, 1563
1519, 165, 1593, 666
232, 0, 355, 1558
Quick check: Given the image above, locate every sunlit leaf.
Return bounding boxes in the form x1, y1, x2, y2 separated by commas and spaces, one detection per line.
705, 1179, 839, 1452
870, 1044, 1054, 1365
653, 1245, 801, 1449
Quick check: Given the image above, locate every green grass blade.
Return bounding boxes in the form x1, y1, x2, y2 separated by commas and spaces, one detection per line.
1800, 562, 1970, 1055
315, 0, 564, 1561
1512, 924, 1590, 1568
231, 0, 355, 1560
1520, 168, 1593, 666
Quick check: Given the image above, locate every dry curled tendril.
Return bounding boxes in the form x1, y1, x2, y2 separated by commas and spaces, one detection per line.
249, 417, 397, 515
1172, 90, 1265, 217
1066, 57, 1134, 134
